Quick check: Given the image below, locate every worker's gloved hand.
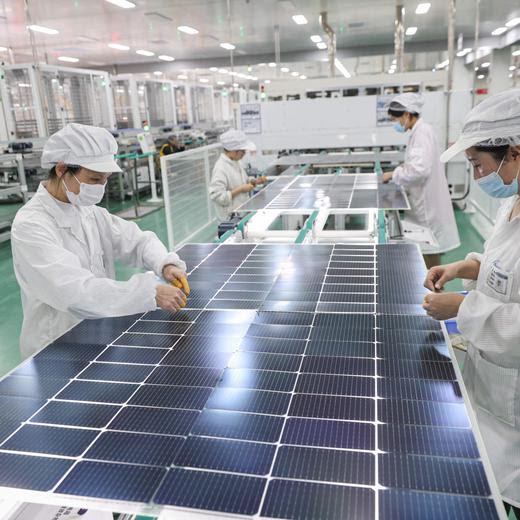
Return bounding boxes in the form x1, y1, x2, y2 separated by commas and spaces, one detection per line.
422, 292, 465, 321
155, 284, 187, 313
162, 265, 190, 295
240, 183, 255, 193
382, 172, 393, 183
423, 262, 459, 292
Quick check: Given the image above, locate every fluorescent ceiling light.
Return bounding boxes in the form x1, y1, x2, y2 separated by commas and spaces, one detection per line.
437, 58, 449, 68
233, 82, 239, 87
280, 67, 290, 72
291, 71, 299, 76
258, 63, 266, 67
477, 74, 485, 79
220, 42, 236, 50
217, 81, 225, 85
509, 65, 516, 71
405, 26, 417, 36
265, 79, 271, 84
513, 50, 520, 57
108, 43, 130, 50
481, 62, 490, 68
18, 83, 31, 88
58, 56, 79, 63
506, 17, 520, 28
158, 55, 175, 61
316, 42, 327, 49
334, 57, 351, 78
27, 24, 59, 35
178, 25, 198, 35
177, 74, 188, 79
491, 27, 508, 36
209, 67, 218, 72
199, 78, 209, 83
219, 69, 229, 74
415, 3, 431, 14
268, 62, 277, 67
456, 47, 472, 57
0, 47, 7, 52
310, 35, 322, 43
292, 14, 308, 25
136, 49, 154, 56
388, 69, 395, 74
105, 0, 135, 8
153, 71, 163, 76
299, 75, 307, 79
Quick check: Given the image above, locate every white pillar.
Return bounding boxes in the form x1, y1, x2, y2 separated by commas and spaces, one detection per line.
489, 46, 512, 95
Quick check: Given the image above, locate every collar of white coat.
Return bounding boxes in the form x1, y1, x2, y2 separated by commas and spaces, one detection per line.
409, 117, 424, 137
35, 182, 95, 230
220, 152, 242, 169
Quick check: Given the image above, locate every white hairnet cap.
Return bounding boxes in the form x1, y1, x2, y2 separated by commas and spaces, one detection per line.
441, 88, 520, 162
41, 123, 122, 173
220, 129, 255, 151
389, 93, 425, 114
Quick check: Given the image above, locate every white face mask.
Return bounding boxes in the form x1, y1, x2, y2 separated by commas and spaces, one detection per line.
63, 174, 106, 206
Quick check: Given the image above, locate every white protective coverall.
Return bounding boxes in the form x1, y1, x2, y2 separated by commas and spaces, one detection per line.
458, 195, 520, 507
392, 118, 460, 253
11, 183, 186, 358
209, 153, 252, 221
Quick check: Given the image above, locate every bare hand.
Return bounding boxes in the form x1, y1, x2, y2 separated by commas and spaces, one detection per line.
253, 176, 268, 186
162, 265, 190, 295
382, 172, 393, 183
241, 183, 255, 193
423, 263, 459, 292
422, 292, 465, 321
155, 284, 187, 313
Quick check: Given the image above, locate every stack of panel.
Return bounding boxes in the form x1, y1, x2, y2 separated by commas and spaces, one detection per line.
0, 243, 502, 519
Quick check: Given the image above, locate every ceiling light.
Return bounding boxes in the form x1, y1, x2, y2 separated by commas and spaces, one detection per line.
177, 74, 188, 80
178, 25, 199, 35
477, 74, 485, 79
220, 42, 236, 50
258, 63, 266, 67
437, 59, 449, 69
481, 62, 490, 68
291, 71, 299, 76
136, 49, 154, 56
405, 26, 418, 36
509, 65, 516, 71
456, 47, 472, 57
513, 50, 520, 57
251, 76, 258, 81
0, 47, 7, 52
108, 43, 130, 51
299, 75, 307, 79
233, 82, 239, 87
27, 24, 59, 35
292, 14, 308, 25
492, 27, 508, 36
18, 83, 31, 88
334, 57, 351, 78
281, 67, 290, 72
506, 17, 520, 28
268, 62, 277, 67
310, 35, 322, 43
199, 78, 209, 83
153, 71, 163, 76
264, 79, 271, 84
105, 0, 135, 7
58, 56, 79, 63
209, 67, 218, 72
218, 69, 228, 74
388, 69, 395, 74
217, 81, 225, 85
158, 55, 175, 61
415, 3, 431, 14
316, 42, 327, 50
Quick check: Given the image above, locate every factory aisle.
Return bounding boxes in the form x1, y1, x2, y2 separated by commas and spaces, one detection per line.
0, 207, 479, 377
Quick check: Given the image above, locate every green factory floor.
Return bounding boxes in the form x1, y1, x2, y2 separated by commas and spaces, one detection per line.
0, 203, 481, 378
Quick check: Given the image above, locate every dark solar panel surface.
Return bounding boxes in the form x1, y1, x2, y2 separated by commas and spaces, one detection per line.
0, 243, 501, 519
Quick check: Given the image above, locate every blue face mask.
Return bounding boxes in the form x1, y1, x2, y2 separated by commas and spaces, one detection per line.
393, 122, 406, 133
476, 157, 520, 198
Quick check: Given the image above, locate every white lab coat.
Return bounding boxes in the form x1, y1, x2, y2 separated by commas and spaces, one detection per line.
393, 118, 460, 253
209, 153, 252, 221
11, 183, 186, 359
458, 195, 520, 507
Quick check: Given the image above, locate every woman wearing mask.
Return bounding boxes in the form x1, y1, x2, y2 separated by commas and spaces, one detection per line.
383, 93, 460, 268
11, 123, 189, 358
422, 89, 520, 516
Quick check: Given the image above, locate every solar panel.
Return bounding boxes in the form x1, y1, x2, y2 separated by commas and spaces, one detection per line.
0, 243, 504, 519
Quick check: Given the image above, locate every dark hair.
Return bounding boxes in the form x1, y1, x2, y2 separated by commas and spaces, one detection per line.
473, 144, 509, 162
48, 164, 82, 179
388, 107, 419, 118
